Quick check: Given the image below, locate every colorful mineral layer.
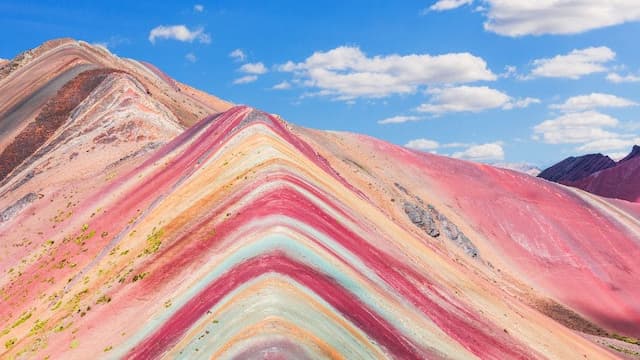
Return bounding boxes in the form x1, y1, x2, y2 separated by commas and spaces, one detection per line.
1, 40, 639, 359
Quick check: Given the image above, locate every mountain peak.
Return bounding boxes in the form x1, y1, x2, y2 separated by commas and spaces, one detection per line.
620, 144, 640, 163
538, 153, 615, 182
2, 38, 640, 359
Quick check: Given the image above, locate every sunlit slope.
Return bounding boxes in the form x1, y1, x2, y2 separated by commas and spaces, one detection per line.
2, 106, 637, 359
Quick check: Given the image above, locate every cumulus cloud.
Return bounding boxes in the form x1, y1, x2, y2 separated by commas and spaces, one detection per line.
239, 62, 268, 75
233, 75, 258, 84
577, 137, 640, 153
272, 81, 292, 90
503, 97, 541, 110
149, 25, 211, 44
533, 111, 619, 144
550, 93, 637, 112
416, 86, 538, 114
185, 53, 197, 63
194, 4, 204, 12
533, 108, 640, 155
378, 115, 422, 125
428, 0, 473, 12
405, 138, 440, 150
607, 72, 640, 83
529, 47, 615, 79
404, 139, 504, 162
278, 46, 496, 100
229, 49, 247, 62
430, 1, 640, 36
481, 1, 640, 36
452, 142, 505, 161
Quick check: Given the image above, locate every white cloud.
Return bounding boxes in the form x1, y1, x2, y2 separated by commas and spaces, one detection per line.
405, 138, 440, 150
233, 75, 258, 84
551, 93, 637, 112
493, 162, 541, 176
428, 0, 473, 12
500, 65, 518, 78
404, 138, 506, 162
240, 62, 268, 75
607, 72, 640, 83
503, 97, 541, 110
529, 47, 615, 79
481, 1, 640, 36
442, 142, 471, 148
194, 4, 204, 12
229, 49, 247, 62
533, 111, 619, 144
453, 142, 505, 161
577, 137, 640, 153
278, 46, 496, 100
149, 25, 211, 44
378, 115, 422, 125
272, 81, 292, 90
185, 53, 197, 63
416, 86, 538, 114
533, 110, 640, 156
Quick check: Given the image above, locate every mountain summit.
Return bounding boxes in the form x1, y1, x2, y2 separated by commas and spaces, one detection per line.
540, 145, 640, 202
1, 40, 639, 359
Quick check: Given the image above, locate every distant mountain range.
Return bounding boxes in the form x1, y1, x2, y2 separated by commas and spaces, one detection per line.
539, 145, 640, 202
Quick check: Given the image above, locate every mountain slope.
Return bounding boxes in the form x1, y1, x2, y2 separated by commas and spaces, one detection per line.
567, 155, 640, 202
1, 41, 639, 359
541, 146, 640, 202
538, 154, 616, 182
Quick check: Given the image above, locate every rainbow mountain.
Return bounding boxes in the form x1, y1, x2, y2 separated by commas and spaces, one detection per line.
1, 39, 639, 359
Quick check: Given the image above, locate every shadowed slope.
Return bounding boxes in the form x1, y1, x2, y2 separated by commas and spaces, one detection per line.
538, 154, 616, 182
568, 156, 640, 202
541, 145, 640, 203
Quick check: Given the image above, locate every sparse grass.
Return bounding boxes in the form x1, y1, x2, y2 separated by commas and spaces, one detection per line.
608, 344, 640, 356
611, 333, 640, 345
144, 227, 163, 255
11, 311, 32, 328
5, 338, 16, 349
29, 319, 48, 336
132, 272, 149, 282
96, 294, 111, 304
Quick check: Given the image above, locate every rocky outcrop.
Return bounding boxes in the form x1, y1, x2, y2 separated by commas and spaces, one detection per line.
0, 69, 119, 182
0, 192, 41, 222
396, 183, 479, 258
538, 153, 615, 182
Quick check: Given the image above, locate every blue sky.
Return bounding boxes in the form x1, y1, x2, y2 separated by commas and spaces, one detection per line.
1, 1, 640, 167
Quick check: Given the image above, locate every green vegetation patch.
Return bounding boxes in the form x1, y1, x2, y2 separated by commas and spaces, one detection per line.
144, 227, 164, 255
11, 311, 32, 328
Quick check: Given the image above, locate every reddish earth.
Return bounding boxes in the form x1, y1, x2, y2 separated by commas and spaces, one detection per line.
0, 68, 123, 181
541, 145, 640, 202
0, 39, 638, 359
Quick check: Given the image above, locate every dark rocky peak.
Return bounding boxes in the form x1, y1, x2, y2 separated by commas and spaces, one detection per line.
538, 153, 616, 182
619, 145, 640, 163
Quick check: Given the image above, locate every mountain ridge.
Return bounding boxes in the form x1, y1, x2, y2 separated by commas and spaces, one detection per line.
0, 39, 639, 359
540, 145, 640, 202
